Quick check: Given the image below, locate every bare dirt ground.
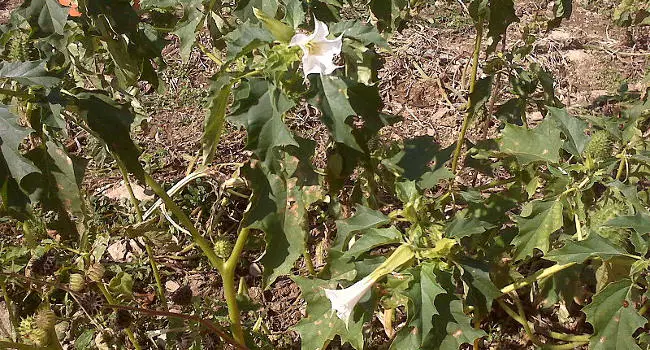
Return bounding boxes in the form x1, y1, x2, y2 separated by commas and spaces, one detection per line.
1, 0, 649, 348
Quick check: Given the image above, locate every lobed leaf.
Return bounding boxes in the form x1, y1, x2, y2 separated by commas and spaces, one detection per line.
583, 279, 645, 350
512, 200, 563, 259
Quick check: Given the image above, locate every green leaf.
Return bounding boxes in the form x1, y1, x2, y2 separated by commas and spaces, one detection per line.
468, 76, 493, 117
547, 106, 590, 157
72, 91, 144, 181
283, 0, 306, 28
342, 226, 402, 260
74, 330, 95, 350
234, 0, 279, 22
334, 205, 390, 250
228, 79, 297, 161
370, 0, 408, 32
25, 0, 70, 35
201, 75, 233, 164
548, 0, 572, 30
172, 1, 204, 62
329, 20, 388, 48
458, 258, 501, 316
225, 21, 274, 60
546, 234, 629, 265
44, 140, 83, 216
382, 136, 452, 186
308, 76, 364, 152
0, 60, 60, 87
583, 279, 645, 350
512, 200, 564, 259
292, 276, 366, 350
108, 272, 134, 301
445, 213, 496, 239
486, 0, 518, 53
254, 8, 295, 42
0, 106, 40, 188
241, 142, 322, 285
605, 214, 650, 234
431, 299, 487, 349
391, 264, 447, 349
499, 119, 562, 164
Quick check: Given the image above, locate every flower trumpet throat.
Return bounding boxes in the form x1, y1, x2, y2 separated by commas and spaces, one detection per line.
324, 245, 415, 325
289, 17, 343, 77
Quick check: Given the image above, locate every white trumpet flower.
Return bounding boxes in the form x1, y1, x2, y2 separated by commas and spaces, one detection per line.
324, 275, 374, 326
289, 18, 343, 77
323, 245, 415, 326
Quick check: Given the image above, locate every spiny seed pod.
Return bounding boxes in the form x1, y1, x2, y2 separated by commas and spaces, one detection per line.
584, 130, 612, 160
5, 31, 38, 62
69, 273, 85, 292
35, 309, 57, 330
213, 239, 233, 259
31, 253, 58, 276
18, 316, 48, 346
87, 263, 105, 282
590, 201, 628, 244
114, 309, 133, 329
171, 285, 193, 306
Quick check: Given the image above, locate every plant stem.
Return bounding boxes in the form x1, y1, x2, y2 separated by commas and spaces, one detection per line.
144, 243, 167, 308
220, 227, 251, 346
303, 249, 316, 276
451, 18, 484, 174
144, 173, 224, 270
115, 159, 168, 309
616, 152, 627, 181
574, 213, 583, 241
0, 279, 19, 341
96, 283, 142, 350
500, 263, 575, 295
145, 173, 249, 344
639, 303, 649, 316
511, 293, 542, 346
546, 331, 590, 342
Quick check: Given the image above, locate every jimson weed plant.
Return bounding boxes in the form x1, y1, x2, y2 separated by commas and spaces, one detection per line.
0, 0, 648, 349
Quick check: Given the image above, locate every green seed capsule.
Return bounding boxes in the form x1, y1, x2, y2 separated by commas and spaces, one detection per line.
35, 309, 57, 330
87, 263, 105, 282
69, 273, 85, 292
584, 130, 612, 160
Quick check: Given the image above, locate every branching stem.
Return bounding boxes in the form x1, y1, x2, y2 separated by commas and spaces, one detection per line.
500, 263, 575, 295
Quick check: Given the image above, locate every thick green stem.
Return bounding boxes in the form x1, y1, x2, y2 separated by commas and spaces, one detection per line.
1, 279, 19, 341
96, 283, 142, 350
500, 263, 576, 295
546, 331, 590, 342
145, 173, 249, 344
115, 159, 168, 309
512, 294, 542, 346
220, 228, 251, 346
616, 152, 627, 181
144, 173, 224, 270
451, 18, 484, 174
